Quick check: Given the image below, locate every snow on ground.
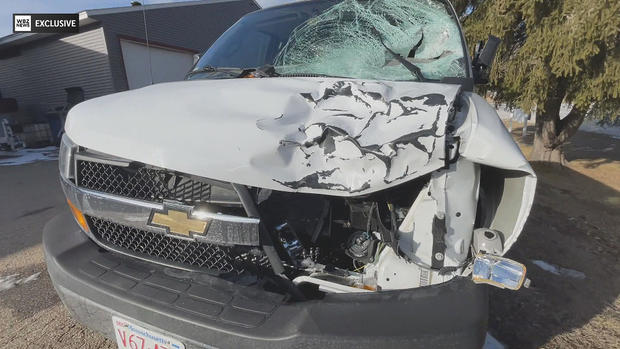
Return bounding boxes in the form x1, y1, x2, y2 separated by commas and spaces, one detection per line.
0, 272, 41, 292
495, 104, 513, 120
495, 104, 530, 126
495, 104, 620, 139
531, 260, 586, 279
0, 146, 58, 166
579, 120, 620, 139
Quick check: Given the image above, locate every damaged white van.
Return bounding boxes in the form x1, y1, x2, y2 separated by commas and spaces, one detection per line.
45, 0, 536, 348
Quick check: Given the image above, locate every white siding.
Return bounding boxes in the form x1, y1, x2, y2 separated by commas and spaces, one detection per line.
0, 27, 115, 121
120, 40, 194, 89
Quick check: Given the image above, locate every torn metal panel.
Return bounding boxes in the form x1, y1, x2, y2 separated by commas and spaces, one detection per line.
364, 246, 454, 290
65, 78, 461, 196
259, 80, 459, 193
398, 183, 436, 267
455, 92, 537, 253
396, 159, 479, 269
432, 159, 480, 268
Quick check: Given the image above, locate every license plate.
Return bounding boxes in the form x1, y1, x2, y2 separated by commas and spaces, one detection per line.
113, 316, 185, 349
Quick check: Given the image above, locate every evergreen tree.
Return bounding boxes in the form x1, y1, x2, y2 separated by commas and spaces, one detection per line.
453, 0, 620, 162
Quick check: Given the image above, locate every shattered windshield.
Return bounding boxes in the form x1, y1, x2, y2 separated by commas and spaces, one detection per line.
191, 0, 467, 81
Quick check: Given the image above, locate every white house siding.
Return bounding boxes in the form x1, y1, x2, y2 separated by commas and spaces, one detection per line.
0, 26, 115, 122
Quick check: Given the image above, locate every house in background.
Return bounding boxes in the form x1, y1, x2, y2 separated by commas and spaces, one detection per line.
0, 0, 259, 146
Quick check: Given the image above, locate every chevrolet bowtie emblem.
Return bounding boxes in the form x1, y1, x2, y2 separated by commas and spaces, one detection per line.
147, 202, 210, 238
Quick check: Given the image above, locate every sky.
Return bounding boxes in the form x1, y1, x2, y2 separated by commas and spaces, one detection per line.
0, 0, 296, 38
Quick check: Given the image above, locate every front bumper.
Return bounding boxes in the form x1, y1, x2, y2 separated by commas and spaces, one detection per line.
44, 212, 488, 349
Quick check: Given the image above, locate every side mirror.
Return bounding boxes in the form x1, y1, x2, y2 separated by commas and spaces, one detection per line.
472, 35, 501, 84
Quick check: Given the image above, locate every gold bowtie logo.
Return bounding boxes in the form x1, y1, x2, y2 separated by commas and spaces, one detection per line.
148, 205, 210, 237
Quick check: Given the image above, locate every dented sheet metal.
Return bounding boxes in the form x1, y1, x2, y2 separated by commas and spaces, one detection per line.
258, 80, 459, 193
65, 78, 460, 196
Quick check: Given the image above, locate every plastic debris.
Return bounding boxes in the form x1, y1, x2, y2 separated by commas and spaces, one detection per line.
531, 260, 586, 279
483, 333, 506, 349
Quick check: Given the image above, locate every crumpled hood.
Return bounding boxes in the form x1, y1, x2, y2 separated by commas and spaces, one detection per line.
66, 77, 461, 196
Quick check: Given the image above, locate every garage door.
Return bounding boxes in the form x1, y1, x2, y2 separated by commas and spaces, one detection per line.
120, 39, 195, 90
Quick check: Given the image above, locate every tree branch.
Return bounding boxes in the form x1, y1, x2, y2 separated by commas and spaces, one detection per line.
552, 106, 586, 148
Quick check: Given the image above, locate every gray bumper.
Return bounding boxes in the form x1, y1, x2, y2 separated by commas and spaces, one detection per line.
44, 212, 488, 349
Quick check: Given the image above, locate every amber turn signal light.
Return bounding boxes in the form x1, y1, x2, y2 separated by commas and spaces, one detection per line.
66, 198, 90, 233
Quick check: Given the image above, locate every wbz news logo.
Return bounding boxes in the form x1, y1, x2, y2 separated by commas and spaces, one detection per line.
13, 15, 31, 32
13, 14, 79, 33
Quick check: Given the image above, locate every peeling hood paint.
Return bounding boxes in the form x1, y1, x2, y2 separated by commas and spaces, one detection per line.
66, 78, 461, 196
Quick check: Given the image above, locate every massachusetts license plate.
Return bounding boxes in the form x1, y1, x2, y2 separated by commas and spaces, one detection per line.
113, 316, 185, 349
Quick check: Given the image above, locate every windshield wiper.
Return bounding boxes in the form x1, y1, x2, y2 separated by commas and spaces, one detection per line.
187, 65, 280, 79
276, 72, 348, 78
186, 65, 245, 78
248, 64, 279, 78
251, 65, 348, 79
187, 64, 346, 80
187, 65, 217, 76
372, 29, 427, 82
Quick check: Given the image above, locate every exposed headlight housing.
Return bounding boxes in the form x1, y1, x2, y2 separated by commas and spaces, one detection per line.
472, 253, 529, 290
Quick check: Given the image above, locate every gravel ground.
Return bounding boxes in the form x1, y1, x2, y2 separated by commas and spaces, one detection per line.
488, 127, 620, 348
0, 160, 114, 348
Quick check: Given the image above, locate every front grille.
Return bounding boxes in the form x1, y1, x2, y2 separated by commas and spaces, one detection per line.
76, 160, 211, 204
88, 216, 237, 273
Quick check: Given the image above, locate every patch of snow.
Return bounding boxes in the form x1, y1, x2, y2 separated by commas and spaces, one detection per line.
579, 120, 620, 139
495, 104, 513, 120
559, 103, 573, 119
0, 146, 58, 166
483, 333, 505, 349
532, 260, 586, 279
20, 272, 41, 284
495, 104, 530, 122
497, 104, 620, 139
0, 272, 41, 292
0, 274, 20, 291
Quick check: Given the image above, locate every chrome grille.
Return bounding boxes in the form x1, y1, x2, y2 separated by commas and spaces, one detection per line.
88, 216, 237, 273
76, 160, 211, 204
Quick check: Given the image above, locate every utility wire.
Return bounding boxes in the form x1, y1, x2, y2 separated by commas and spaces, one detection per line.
141, 1, 153, 85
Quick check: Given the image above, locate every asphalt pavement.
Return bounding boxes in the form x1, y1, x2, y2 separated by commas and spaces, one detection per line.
0, 160, 114, 348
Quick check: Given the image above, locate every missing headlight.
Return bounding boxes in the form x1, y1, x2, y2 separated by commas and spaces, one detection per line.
256, 176, 428, 281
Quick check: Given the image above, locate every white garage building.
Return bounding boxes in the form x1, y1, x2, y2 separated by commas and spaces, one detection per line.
0, 0, 259, 127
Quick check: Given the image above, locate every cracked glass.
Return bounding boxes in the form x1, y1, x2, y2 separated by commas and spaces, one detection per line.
193, 0, 467, 82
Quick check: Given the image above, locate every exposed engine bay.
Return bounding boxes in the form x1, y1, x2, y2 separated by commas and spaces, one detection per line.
256, 178, 430, 293
224, 149, 531, 299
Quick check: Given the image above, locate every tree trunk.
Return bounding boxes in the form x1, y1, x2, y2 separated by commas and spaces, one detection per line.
530, 87, 586, 164
531, 122, 566, 163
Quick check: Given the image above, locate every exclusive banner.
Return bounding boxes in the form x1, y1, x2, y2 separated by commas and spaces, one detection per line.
13, 14, 79, 33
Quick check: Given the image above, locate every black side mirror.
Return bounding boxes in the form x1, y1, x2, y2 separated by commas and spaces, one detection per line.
472, 35, 501, 84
